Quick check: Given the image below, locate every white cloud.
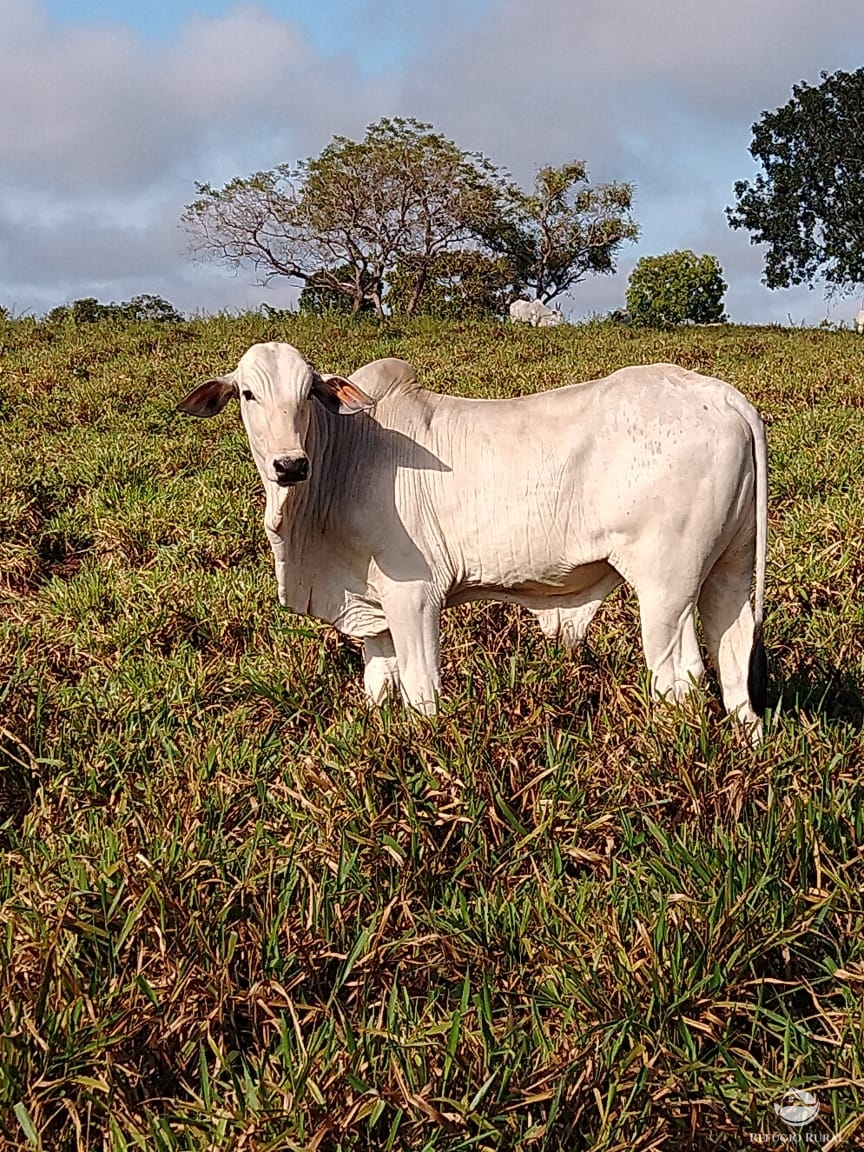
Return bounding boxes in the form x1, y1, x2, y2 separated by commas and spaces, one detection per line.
402, 0, 864, 174
1, 0, 862, 320
397, 0, 864, 323
0, 0, 386, 195
0, 0, 390, 313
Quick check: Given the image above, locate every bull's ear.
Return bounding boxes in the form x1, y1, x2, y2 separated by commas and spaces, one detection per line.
311, 373, 375, 415
176, 374, 238, 418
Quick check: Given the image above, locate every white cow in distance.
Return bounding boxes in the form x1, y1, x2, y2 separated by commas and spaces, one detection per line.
178, 343, 768, 736
509, 298, 565, 327
854, 308, 864, 334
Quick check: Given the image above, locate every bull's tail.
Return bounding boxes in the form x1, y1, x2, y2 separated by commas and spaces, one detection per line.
748, 618, 767, 717
728, 393, 768, 717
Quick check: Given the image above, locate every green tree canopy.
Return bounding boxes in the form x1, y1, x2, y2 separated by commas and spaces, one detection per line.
184, 118, 505, 317
183, 123, 640, 318
626, 251, 727, 327
386, 251, 516, 318
298, 266, 376, 315
489, 162, 639, 303
44, 295, 183, 325
727, 68, 864, 295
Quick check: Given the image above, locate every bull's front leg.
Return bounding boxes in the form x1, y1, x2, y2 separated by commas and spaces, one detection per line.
379, 580, 442, 716
363, 632, 401, 705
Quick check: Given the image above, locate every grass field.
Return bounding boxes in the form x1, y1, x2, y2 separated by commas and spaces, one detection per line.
1, 312, 863, 1150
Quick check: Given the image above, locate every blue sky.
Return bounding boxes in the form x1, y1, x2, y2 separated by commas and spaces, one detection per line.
3, 0, 863, 322
40, 1, 493, 70
42, 0, 235, 41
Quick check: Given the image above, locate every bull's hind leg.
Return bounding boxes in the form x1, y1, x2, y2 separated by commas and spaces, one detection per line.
363, 632, 401, 705
698, 545, 761, 731
632, 580, 705, 703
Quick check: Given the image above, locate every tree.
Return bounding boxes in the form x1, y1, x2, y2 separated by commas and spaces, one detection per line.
43, 295, 183, 325
626, 251, 727, 327
183, 118, 506, 317
488, 162, 639, 303
117, 294, 184, 323
727, 68, 864, 295
184, 127, 642, 318
45, 297, 104, 325
182, 166, 312, 290
386, 251, 516, 318
298, 266, 376, 315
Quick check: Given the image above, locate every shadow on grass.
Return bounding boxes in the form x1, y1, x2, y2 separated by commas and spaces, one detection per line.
0, 734, 39, 846
771, 657, 864, 727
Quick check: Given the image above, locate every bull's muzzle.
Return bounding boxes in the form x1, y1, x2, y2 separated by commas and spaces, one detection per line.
272, 455, 310, 486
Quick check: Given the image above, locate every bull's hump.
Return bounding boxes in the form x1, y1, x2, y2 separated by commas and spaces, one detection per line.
348, 358, 418, 400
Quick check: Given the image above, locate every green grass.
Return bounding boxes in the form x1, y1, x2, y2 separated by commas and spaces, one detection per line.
1, 312, 863, 1150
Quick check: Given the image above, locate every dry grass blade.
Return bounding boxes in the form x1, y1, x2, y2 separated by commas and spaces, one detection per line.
0, 313, 862, 1149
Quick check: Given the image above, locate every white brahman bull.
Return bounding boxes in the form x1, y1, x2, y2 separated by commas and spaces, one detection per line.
509, 299, 565, 327
854, 308, 864, 334
178, 344, 768, 734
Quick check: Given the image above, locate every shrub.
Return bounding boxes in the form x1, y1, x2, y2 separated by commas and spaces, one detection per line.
43, 295, 183, 326
626, 250, 727, 327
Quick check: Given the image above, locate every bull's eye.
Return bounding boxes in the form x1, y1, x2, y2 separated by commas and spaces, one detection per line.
242, 389, 256, 402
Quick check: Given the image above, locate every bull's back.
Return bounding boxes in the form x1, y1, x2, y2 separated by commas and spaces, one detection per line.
376, 366, 757, 591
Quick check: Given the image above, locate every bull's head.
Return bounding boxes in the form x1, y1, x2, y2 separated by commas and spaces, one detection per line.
176, 342, 374, 488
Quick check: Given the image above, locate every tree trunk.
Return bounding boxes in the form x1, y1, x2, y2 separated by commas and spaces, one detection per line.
405, 266, 429, 317
351, 267, 365, 314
